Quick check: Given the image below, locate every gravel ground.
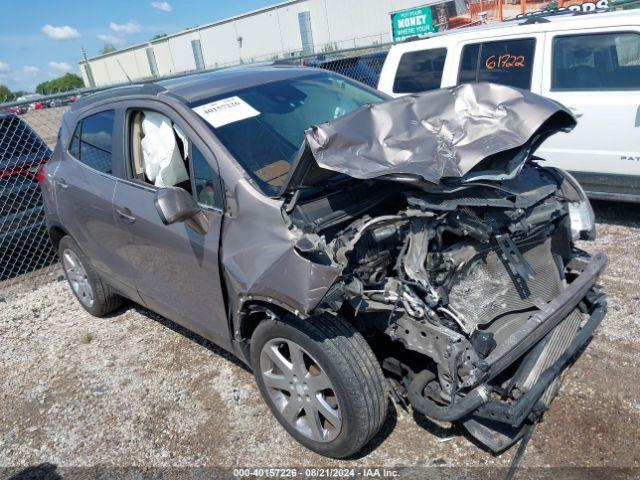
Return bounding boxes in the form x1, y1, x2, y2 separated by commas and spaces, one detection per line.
1, 200, 639, 478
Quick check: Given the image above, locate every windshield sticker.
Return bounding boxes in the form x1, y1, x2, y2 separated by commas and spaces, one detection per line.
193, 96, 260, 128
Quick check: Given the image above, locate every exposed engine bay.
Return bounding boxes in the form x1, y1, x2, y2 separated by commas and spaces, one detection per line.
224, 83, 608, 452
283, 161, 605, 451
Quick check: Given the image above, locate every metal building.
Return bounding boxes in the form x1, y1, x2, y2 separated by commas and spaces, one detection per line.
78, 0, 440, 87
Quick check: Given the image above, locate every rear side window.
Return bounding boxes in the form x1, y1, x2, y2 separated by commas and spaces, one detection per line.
458, 38, 536, 90
552, 32, 640, 91
75, 110, 114, 174
393, 48, 447, 93
68, 124, 80, 159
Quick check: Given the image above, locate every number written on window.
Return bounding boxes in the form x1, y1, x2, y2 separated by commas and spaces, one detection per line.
485, 54, 526, 70
458, 38, 536, 90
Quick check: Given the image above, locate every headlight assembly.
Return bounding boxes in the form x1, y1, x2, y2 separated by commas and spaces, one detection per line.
553, 168, 596, 241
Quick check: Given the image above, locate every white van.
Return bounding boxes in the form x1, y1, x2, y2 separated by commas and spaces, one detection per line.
377, 10, 640, 202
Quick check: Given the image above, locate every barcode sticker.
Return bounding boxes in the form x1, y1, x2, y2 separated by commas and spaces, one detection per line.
193, 96, 260, 128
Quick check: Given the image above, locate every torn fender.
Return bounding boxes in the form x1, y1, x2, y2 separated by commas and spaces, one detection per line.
221, 179, 341, 318
281, 83, 576, 193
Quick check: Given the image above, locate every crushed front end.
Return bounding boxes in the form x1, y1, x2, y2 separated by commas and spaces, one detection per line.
278, 84, 607, 452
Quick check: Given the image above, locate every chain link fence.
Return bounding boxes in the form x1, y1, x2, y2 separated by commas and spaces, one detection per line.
0, 44, 390, 286
0, 103, 70, 282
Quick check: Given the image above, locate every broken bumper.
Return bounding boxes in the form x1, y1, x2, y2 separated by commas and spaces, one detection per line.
408, 252, 608, 451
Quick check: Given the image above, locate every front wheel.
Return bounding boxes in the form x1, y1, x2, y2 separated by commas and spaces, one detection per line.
251, 313, 387, 458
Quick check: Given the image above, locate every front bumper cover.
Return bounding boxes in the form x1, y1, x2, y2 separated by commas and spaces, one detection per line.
408, 252, 608, 451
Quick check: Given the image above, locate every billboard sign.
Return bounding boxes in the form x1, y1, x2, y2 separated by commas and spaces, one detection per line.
391, 6, 436, 42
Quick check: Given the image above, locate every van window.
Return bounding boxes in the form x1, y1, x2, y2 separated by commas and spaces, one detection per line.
393, 48, 447, 93
78, 110, 114, 174
552, 32, 640, 91
458, 38, 536, 90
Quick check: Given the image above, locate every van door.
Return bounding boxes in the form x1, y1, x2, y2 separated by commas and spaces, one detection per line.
538, 29, 640, 199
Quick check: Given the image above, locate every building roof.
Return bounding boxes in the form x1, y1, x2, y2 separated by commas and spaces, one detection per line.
82, 0, 307, 63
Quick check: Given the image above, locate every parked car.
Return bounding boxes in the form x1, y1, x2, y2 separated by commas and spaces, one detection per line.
0, 114, 55, 280
377, 10, 640, 202
16, 94, 44, 112
1, 105, 28, 115
41, 67, 607, 458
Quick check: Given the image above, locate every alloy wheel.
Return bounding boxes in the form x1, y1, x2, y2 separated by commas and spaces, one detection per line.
62, 249, 94, 308
260, 338, 342, 442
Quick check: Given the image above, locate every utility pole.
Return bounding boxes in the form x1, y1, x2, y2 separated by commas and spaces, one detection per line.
81, 48, 96, 88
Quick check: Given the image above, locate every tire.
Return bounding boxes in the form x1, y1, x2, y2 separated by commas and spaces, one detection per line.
58, 235, 123, 317
251, 312, 387, 458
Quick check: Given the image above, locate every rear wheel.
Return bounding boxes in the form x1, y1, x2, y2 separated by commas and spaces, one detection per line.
251, 312, 387, 458
59, 236, 122, 317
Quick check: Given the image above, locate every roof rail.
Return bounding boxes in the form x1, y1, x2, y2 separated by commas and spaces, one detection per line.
517, 6, 608, 23
520, 16, 551, 24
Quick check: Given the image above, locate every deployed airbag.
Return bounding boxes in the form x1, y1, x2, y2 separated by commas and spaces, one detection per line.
141, 112, 189, 188
290, 83, 576, 190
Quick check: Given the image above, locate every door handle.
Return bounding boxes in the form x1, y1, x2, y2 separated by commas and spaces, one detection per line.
116, 207, 136, 224
55, 178, 69, 190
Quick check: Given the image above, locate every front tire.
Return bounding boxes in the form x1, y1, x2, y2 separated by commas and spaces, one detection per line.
59, 236, 122, 317
251, 313, 387, 458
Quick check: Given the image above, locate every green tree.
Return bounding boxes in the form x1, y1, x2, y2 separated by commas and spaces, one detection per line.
151, 33, 167, 40
100, 43, 117, 55
36, 73, 84, 95
0, 85, 14, 103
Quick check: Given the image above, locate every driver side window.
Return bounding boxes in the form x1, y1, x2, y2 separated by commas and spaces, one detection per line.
129, 109, 221, 208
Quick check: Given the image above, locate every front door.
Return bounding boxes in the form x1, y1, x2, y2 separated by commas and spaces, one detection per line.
538, 29, 640, 194
112, 104, 229, 346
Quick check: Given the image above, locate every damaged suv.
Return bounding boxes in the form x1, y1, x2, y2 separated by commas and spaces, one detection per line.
41, 67, 607, 458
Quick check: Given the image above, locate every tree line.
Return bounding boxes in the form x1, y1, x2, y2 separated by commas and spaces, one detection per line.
0, 73, 84, 103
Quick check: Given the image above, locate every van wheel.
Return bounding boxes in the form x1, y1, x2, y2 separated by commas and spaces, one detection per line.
251, 312, 387, 458
58, 236, 123, 317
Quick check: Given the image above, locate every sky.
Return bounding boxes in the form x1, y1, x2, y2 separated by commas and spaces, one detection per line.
0, 0, 278, 92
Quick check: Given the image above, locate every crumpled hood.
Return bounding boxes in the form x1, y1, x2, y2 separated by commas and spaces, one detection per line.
281, 83, 576, 194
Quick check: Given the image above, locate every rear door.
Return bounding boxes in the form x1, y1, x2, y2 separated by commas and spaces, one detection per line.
111, 102, 229, 346
538, 28, 640, 195
55, 109, 139, 299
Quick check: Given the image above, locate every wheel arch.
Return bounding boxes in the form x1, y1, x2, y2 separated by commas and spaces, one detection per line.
48, 224, 68, 250
234, 298, 307, 363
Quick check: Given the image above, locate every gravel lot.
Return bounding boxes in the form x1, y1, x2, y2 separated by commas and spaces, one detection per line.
1, 200, 639, 478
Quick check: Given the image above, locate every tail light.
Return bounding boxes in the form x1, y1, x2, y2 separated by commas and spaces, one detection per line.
35, 163, 47, 183
0, 158, 49, 180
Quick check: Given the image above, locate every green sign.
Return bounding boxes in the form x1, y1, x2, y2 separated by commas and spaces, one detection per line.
391, 6, 436, 42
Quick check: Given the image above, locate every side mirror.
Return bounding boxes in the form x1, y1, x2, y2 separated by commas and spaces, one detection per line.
154, 186, 210, 235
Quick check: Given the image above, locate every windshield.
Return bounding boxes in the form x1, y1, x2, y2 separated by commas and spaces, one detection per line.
190, 72, 387, 196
